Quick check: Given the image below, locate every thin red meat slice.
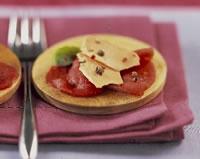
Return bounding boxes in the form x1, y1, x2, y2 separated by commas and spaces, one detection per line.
108, 48, 155, 96
46, 59, 103, 97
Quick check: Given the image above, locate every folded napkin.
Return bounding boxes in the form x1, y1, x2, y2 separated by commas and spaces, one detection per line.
0, 16, 193, 143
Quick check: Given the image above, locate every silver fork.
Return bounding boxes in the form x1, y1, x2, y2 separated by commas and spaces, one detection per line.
8, 17, 47, 159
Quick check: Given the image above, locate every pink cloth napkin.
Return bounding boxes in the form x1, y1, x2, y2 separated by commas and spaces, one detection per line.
0, 16, 166, 141
0, 16, 193, 143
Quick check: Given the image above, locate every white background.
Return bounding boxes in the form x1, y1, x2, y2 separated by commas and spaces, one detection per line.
0, 6, 199, 159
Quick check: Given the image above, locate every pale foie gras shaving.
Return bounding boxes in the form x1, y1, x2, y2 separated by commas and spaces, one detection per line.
81, 36, 140, 71
77, 53, 123, 88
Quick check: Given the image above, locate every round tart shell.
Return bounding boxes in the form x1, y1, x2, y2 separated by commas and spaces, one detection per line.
32, 34, 167, 115
0, 44, 21, 104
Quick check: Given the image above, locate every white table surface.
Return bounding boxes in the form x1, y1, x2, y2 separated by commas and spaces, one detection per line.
0, 6, 199, 159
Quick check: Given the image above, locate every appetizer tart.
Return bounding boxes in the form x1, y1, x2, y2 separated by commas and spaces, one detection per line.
0, 44, 21, 104
32, 34, 167, 114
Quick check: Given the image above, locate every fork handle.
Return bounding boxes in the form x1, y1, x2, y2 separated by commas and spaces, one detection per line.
19, 62, 38, 159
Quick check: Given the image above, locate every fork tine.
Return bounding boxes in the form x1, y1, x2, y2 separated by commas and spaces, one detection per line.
20, 18, 31, 45
8, 17, 20, 53
32, 18, 47, 54
20, 18, 33, 61
40, 19, 47, 50
8, 17, 17, 47
32, 18, 41, 44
